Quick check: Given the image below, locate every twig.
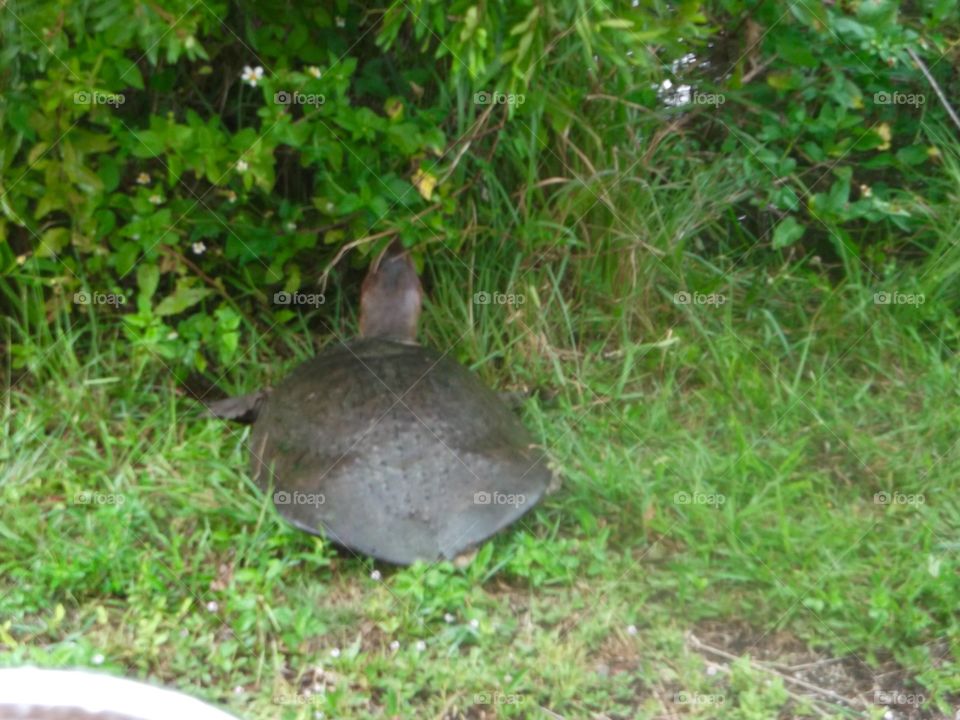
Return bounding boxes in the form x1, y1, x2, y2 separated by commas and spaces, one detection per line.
907, 46, 960, 134
697, 657, 834, 718
537, 706, 565, 719
317, 183, 474, 289
317, 233, 393, 291
788, 655, 849, 672
436, 101, 499, 186
585, 93, 658, 113
432, 692, 459, 720
688, 634, 862, 710
316, 102, 500, 288
157, 244, 223, 295
156, 245, 266, 330
642, 115, 692, 167
741, 55, 777, 84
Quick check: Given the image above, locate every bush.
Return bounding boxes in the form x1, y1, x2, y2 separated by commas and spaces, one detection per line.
1, 0, 956, 372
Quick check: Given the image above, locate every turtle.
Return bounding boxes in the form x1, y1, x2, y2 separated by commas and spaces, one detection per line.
208, 242, 552, 565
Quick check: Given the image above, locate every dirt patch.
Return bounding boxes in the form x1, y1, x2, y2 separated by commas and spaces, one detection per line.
692, 619, 952, 719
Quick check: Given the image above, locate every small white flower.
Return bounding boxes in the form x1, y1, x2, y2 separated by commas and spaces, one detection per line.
148, 194, 163, 205
206, 600, 219, 612
370, 570, 382, 581
469, 619, 479, 629
389, 640, 400, 652
329, 647, 340, 658
626, 624, 638, 636
136, 172, 151, 185
706, 664, 719, 676
241, 65, 264, 87
236, 159, 249, 173
91, 653, 105, 665
415, 640, 426, 651
233, 686, 244, 695
284, 221, 297, 232
192, 241, 207, 255
307, 66, 322, 79
335, 16, 345, 28
443, 613, 455, 624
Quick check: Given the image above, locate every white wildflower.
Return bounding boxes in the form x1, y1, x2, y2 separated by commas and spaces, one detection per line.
241, 65, 264, 87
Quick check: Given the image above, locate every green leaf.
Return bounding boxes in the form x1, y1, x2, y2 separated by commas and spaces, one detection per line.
766, 71, 801, 91
895, 145, 928, 166
128, 130, 165, 159
114, 57, 144, 90
98, 155, 120, 192
35, 192, 66, 220
137, 264, 160, 302
598, 18, 634, 29
114, 241, 139, 276
509, 7, 540, 35
832, 17, 872, 41
218, 331, 239, 361
37, 228, 70, 257
772, 216, 805, 249
856, 0, 898, 26
778, 32, 818, 68
930, 0, 958, 21
826, 167, 852, 214
155, 284, 213, 316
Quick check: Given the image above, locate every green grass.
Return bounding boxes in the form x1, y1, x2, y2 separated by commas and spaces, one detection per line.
3, 154, 960, 718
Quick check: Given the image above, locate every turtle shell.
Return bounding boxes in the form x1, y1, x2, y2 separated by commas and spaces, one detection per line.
249, 338, 550, 564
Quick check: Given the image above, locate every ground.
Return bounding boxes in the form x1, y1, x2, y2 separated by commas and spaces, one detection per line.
2, 247, 959, 719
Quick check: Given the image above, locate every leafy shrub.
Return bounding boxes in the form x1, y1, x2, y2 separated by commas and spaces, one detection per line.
0, 0, 956, 372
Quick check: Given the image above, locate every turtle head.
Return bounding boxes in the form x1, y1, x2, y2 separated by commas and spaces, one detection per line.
359, 240, 422, 343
